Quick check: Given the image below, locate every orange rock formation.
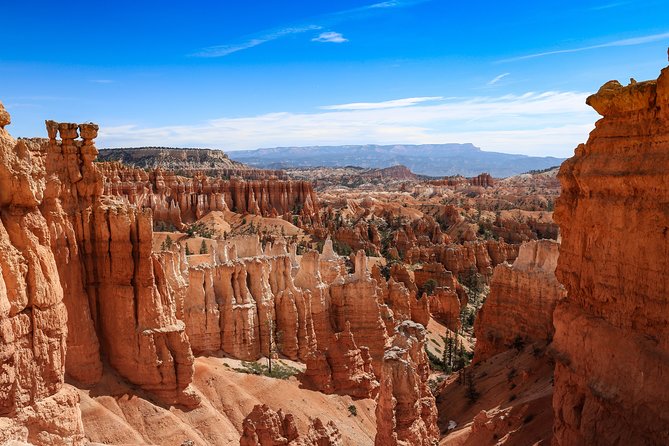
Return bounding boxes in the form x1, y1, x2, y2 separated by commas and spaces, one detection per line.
552, 59, 669, 445
375, 321, 439, 446
474, 240, 565, 363
240, 404, 342, 446
98, 162, 320, 228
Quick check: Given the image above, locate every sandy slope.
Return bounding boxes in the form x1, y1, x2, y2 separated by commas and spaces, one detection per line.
438, 347, 553, 446
78, 357, 376, 446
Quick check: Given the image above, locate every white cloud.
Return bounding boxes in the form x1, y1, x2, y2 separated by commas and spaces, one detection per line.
193, 25, 321, 57
487, 73, 510, 85
499, 31, 669, 63
98, 91, 597, 158
321, 96, 443, 110
312, 32, 348, 43
191, 0, 428, 57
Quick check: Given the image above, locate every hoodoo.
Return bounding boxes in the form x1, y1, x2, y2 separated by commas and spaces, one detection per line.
552, 58, 669, 445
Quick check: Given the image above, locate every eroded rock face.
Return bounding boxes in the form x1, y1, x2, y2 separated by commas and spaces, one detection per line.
1, 114, 203, 444
98, 161, 320, 228
184, 255, 317, 361
240, 404, 342, 446
473, 240, 565, 363
0, 109, 85, 444
302, 321, 379, 398
375, 321, 439, 446
552, 60, 669, 445
329, 251, 390, 373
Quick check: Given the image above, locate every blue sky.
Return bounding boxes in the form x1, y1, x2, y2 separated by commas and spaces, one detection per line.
2, 0, 669, 157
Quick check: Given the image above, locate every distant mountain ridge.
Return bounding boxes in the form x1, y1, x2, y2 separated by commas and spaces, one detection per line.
228, 143, 565, 177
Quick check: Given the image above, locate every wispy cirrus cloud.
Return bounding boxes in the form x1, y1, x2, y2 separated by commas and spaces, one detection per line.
590, 1, 630, 10
321, 96, 443, 110
98, 91, 597, 157
499, 31, 669, 63
191, 0, 430, 57
193, 25, 322, 57
312, 31, 348, 43
487, 73, 510, 85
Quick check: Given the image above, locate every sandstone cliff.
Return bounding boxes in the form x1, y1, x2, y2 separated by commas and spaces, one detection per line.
0, 107, 85, 445
474, 240, 565, 363
1, 112, 202, 444
98, 161, 320, 228
552, 59, 669, 445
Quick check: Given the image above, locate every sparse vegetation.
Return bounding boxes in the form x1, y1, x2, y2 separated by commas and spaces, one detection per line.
160, 235, 173, 251
185, 222, 214, 238
422, 279, 438, 296
233, 361, 299, 380
348, 404, 358, 417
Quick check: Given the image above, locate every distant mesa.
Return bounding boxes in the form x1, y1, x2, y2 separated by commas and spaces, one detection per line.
98, 146, 286, 179
227, 143, 565, 178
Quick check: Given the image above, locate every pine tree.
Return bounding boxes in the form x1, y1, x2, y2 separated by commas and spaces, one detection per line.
465, 369, 480, 403
163, 235, 173, 250
185, 244, 192, 256
200, 239, 208, 254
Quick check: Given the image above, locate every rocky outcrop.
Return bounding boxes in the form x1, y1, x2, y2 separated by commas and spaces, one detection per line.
375, 321, 439, 446
552, 59, 669, 445
1, 111, 203, 444
473, 240, 565, 363
329, 251, 390, 373
0, 108, 84, 444
184, 254, 317, 361
240, 404, 342, 446
98, 161, 320, 228
302, 322, 379, 398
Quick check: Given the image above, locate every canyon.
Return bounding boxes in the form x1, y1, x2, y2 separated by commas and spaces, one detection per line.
1, 52, 668, 446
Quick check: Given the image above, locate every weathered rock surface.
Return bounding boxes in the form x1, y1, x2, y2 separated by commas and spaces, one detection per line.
98, 161, 320, 228
329, 251, 390, 373
474, 240, 565, 363
1, 113, 201, 444
0, 109, 84, 444
552, 59, 669, 445
375, 321, 439, 446
302, 322, 379, 398
240, 404, 342, 446
184, 254, 317, 361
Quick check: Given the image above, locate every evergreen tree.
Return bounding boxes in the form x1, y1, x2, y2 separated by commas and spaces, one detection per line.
185, 244, 192, 256
199, 239, 208, 254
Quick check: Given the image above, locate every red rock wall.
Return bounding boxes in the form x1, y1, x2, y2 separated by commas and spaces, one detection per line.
0, 112, 85, 444
98, 162, 320, 227
473, 240, 565, 363
552, 63, 669, 445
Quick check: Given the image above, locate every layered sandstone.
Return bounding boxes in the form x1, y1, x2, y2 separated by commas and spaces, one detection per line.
375, 321, 439, 446
97, 146, 287, 180
240, 404, 342, 446
184, 254, 317, 361
329, 251, 390, 373
98, 162, 320, 228
302, 322, 379, 398
1, 111, 203, 445
0, 108, 84, 444
474, 239, 565, 363
552, 60, 669, 445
